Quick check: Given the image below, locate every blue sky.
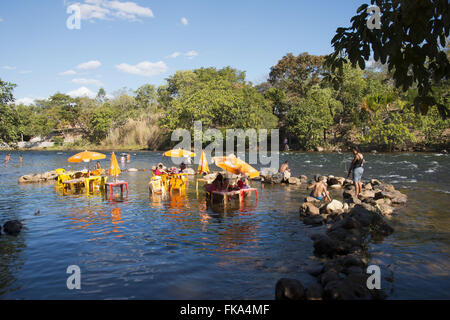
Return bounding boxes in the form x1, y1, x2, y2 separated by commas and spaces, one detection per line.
0, 0, 365, 104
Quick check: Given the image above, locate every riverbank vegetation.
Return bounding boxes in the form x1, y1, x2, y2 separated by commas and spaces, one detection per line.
1, 55, 448, 152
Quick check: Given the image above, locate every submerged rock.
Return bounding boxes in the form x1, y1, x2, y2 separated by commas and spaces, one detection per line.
3, 220, 23, 236
18, 171, 57, 184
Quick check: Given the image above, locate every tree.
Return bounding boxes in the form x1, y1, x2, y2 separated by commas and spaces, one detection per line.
88, 106, 113, 143
0, 78, 16, 105
158, 67, 277, 134
285, 86, 339, 149
0, 79, 19, 143
135, 84, 156, 111
268, 53, 325, 97
326, 0, 450, 118
96, 88, 106, 103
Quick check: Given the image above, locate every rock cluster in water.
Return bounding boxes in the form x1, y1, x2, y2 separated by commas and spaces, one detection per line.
274, 174, 407, 300
18, 171, 58, 184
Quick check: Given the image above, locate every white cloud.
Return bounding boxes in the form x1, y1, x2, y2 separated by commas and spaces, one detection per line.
77, 60, 102, 70
78, 2, 110, 20
3, 66, 16, 70
67, 86, 96, 98
168, 52, 181, 58
185, 50, 198, 59
72, 1, 154, 22
0, 18, 3, 22
19, 70, 32, 74
72, 78, 103, 86
59, 69, 77, 76
16, 97, 36, 106
181, 17, 188, 26
108, 1, 154, 20
115, 61, 168, 76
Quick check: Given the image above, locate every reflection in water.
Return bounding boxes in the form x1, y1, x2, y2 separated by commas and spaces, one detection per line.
65, 203, 125, 240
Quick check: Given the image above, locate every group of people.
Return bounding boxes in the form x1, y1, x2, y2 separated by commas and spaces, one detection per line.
4, 153, 23, 165
152, 162, 188, 176
281, 146, 365, 203
204, 173, 250, 193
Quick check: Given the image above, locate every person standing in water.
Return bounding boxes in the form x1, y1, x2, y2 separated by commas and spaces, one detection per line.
347, 146, 365, 197
19, 155, 23, 165
126, 153, 130, 162
4, 153, 11, 165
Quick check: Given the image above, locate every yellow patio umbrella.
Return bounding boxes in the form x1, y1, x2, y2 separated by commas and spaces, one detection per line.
197, 150, 210, 174
108, 152, 121, 179
163, 149, 196, 158
68, 150, 106, 163
213, 154, 259, 179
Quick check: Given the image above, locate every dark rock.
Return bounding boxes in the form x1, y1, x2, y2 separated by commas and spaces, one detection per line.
320, 270, 340, 286
350, 205, 376, 226
327, 177, 340, 186
305, 282, 323, 300
323, 273, 372, 300
3, 220, 23, 236
344, 266, 364, 275
275, 278, 305, 300
305, 264, 324, 277
303, 215, 324, 226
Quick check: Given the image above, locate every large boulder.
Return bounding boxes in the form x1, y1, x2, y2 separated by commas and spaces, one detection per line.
376, 203, 394, 217
300, 202, 320, 216
358, 190, 376, 201
275, 278, 305, 300
3, 220, 23, 236
261, 172, 283, 184
326, 200, 344, 214
288, 177, 301, 185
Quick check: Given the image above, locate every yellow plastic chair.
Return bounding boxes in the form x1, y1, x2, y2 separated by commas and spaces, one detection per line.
169, 174, 186, 192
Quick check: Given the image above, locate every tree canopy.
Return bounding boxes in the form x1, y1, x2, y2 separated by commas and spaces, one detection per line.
326, 0, 450, 118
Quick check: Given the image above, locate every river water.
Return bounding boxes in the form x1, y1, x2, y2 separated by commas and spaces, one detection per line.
0, 151, 449, 299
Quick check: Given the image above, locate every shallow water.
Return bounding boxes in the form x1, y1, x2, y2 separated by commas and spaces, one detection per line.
0, 151, 449, 299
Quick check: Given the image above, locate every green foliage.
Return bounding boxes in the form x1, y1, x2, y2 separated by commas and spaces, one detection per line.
268, 52, 325, 96
326, 0, 450, 118
159, 67, 277, 135
359, 109, 417, 150
88, 107, 114, 143
0, 104, 19, 143
285, 86, 338, 149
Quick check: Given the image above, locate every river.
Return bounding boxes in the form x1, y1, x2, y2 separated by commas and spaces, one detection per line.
0, 151, 449, 299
